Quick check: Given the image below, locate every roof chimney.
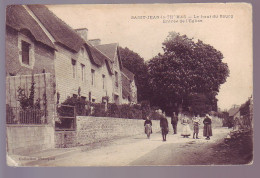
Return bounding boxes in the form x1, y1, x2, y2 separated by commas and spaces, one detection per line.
75, 28, 88, 41
88, 39, 101, 46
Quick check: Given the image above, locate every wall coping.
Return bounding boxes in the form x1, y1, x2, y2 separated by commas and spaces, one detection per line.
6, 124, 52, 127
76, 116, 145, 121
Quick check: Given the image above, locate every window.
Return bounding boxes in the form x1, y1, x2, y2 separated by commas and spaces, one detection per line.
21, 41, 30, 65
81, 64, 85, 81
91, 69, 95, 86
71, 59, 76, 78
18, 33, 35, 69
115, 71, 118, 87
102, 74, 106, 89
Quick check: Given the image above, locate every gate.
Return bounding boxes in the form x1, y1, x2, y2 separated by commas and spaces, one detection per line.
55, 104, 76, 131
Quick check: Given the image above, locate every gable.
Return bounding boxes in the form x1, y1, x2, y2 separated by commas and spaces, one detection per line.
85, 44, 113, 75
95, 43, 118, 62
6, 5, 55, 49
95, 43, 123, 70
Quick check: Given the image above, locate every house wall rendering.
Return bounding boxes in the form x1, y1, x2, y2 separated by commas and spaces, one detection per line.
6, 27, 55, 76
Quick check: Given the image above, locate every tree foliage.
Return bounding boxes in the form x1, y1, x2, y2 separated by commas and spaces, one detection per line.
17, 74, 40, 110
118, 46, 151, 102
148, 32, 229, 114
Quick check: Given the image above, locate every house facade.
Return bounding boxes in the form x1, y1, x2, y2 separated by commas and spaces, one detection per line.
6, 5, 128, 105
121, 67, 137, 104
6, 5, 56, 77
6, 4, 141, 155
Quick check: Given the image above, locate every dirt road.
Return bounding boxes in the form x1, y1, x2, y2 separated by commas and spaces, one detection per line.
28, 127, 238, 166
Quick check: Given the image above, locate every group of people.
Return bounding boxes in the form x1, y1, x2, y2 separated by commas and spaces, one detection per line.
144, 111, 213, 141
178, 113, 213, 140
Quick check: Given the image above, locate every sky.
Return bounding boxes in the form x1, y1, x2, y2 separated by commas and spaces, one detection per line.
47, 3, 253, 111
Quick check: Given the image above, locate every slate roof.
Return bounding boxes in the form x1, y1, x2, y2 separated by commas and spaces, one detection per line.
121, 73, 131, 99
6, 5, 55, 49
7, 5, 115, 75
27, 5, 114, 73
86, 44, 113, 74
122, 67, 135, 81
228, 107, 240, 117
27, 5, 85, 52
95, 43, 118, 62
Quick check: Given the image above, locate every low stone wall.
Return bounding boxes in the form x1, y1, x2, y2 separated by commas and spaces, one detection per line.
55, 131, 77, 148
76, 116, 161, 146
6, 125, 55, 155
54, 116, 161, 148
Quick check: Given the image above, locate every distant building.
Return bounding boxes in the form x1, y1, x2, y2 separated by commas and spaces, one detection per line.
121, 67, 137, 104
227, 105, 240, 128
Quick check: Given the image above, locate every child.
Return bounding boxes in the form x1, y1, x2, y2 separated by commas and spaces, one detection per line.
192, 116, 200, 139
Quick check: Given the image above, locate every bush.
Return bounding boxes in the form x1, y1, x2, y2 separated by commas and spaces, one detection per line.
91, 103, 106, 117
149, 110, 162, 120
106, 103, 120, 118
140, 100, 151, 119
118, 104, 142, 119
59, 94, 159, 120
90, 103, 143, 119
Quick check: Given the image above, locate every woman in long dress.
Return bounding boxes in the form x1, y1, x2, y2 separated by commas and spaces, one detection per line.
203, 114, 213, 140
181, 115, 191, 138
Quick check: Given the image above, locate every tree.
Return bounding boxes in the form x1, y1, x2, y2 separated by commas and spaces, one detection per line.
118, 46, 151, 102
148, 32, 229, 114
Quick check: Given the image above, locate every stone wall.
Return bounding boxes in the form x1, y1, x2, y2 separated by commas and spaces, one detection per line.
55, 116, 161, 147
6, 125, 54, 155
55, 131, 77, 148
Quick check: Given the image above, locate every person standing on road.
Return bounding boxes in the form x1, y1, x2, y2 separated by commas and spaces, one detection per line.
144, 116, 152, 134
181, 114, 191, 138
171, 112, 178, 134
203, 114, 213, 140
160, 111, 169, 141
192, 116, 200, 139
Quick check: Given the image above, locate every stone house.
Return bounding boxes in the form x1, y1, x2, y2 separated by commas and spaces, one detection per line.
5, 4, 140, 154
6, 4, 126, 105
6, 5, 56, 77
228, 106, 240, 130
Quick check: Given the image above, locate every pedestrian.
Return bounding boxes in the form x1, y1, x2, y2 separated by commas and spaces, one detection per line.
171, 112, 178, 134
144, 116, 152, 134
181, 114, 191, 138
203, 114, 213, 140
192, 116, 200, 139
160, 111, 169, 141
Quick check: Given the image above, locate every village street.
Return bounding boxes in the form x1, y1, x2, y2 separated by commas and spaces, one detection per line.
21, 126, 234, 167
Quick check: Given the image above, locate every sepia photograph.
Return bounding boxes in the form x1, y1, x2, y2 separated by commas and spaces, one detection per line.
5, 3, 253, 167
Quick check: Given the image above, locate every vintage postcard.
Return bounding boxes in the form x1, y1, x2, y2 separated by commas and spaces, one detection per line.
5, 3, 253, 166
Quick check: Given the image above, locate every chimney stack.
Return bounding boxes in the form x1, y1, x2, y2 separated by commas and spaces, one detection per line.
75, 28, 88, 41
